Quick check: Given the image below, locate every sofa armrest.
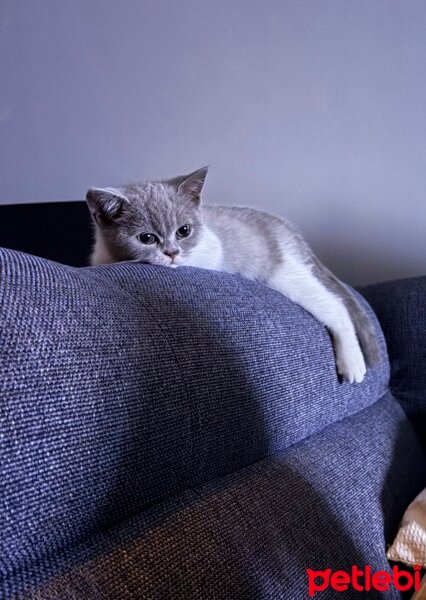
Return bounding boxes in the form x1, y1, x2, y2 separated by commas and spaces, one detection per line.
360, 276, 426, 442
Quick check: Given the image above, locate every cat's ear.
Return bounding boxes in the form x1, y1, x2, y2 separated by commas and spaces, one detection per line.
86, 187, 129, 223
175, 166, 208, 205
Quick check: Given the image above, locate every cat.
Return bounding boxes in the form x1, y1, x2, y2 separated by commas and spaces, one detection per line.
86, 167, 380, 384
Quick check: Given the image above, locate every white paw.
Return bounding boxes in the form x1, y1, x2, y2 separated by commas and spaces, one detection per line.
336, 343, 367, 384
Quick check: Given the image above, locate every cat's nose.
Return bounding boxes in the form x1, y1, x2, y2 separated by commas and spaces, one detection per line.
164, 250, 179, 259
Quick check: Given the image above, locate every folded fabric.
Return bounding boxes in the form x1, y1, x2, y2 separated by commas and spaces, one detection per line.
387, 488, 426, 568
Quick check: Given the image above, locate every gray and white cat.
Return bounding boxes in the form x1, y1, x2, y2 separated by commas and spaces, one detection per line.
86, 167, 380, 384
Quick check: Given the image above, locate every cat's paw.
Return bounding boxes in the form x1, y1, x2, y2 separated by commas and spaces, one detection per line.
336, 344, 367, 384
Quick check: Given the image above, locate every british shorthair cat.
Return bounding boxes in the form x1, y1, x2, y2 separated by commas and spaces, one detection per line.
86, 167, 380, 383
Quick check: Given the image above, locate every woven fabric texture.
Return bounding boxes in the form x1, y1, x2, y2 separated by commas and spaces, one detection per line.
361, 276, 426, 445
0, 247, 390, 578
3, 393, 426, 599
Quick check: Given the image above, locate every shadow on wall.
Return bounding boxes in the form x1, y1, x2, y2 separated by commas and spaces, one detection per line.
315, 241, 425, 287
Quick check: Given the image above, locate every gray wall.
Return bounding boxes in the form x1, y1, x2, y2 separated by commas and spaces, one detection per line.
1, 0, 425, 284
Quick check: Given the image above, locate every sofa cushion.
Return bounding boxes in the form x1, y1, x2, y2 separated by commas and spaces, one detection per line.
361, 276, 426, 445
3, 393, 426, 599
0, 247, 388, 577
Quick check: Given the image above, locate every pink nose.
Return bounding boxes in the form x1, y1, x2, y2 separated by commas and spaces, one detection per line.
164, 250, 178, 259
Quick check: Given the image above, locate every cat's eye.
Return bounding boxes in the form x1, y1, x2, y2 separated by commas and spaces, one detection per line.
176, 224, 192, 239
138, 233, 158, 245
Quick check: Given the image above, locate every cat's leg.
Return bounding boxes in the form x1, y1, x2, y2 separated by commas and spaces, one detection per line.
267, 257, 366, 383
310, 257, 381, 368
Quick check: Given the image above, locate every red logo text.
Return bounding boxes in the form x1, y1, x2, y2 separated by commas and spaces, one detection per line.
306, 565, 422, 597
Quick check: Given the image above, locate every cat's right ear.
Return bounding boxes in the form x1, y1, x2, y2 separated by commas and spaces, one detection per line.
174, 166, 209, 205
86, 187, 129, 223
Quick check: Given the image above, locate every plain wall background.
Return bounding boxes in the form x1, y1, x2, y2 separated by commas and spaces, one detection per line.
1, 0, 425, 284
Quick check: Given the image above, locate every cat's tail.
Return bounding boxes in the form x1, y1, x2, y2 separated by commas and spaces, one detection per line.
312, 259, 381, 368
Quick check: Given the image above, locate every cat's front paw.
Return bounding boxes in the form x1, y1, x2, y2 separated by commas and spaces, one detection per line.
336, 344, 367, 384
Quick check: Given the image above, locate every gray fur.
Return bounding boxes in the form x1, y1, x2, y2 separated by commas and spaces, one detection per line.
311, 258, 381, 367
86, 167, 381, 377
86, 171, 206, 266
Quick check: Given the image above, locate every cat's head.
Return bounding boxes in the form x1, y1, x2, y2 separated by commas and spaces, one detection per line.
86, 167, 208, 266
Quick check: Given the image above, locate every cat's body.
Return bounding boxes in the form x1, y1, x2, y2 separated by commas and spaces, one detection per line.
87, 168, 380, 384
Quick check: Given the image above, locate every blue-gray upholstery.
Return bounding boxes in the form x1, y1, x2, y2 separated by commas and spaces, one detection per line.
361, 277, 426, 448
1, 246, 425, 599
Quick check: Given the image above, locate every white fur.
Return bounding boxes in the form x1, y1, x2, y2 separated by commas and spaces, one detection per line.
89, 184, 369, 383
267, 254, 366, 383
178, 224, 365, 383
179, 226, 224, 271
181, 226, 365, 383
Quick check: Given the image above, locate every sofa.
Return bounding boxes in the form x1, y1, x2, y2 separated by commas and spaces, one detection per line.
1, 202, 425, 599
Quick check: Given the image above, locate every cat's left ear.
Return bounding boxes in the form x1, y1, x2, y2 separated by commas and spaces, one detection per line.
175, 166, 208, 205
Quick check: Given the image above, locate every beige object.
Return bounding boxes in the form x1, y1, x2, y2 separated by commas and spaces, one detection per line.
387, 488, 426, 598
387, 488, 426, 568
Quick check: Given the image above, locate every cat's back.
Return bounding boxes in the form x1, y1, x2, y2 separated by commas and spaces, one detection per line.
202, 204, 306, 276
204, 204, 302, 243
